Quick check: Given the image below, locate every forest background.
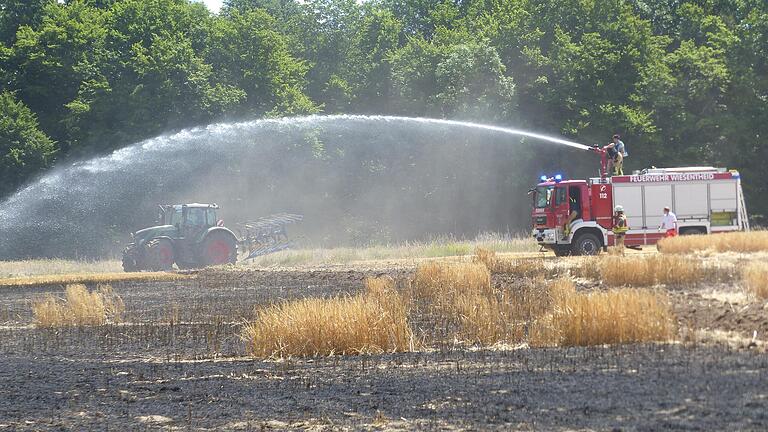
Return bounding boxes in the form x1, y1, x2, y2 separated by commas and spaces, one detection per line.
2, 0, 766, 227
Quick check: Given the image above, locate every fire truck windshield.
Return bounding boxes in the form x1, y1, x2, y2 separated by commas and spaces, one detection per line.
534, 186, 553, 208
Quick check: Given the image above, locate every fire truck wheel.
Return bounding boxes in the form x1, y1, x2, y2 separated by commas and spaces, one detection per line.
573, 233, 601, 256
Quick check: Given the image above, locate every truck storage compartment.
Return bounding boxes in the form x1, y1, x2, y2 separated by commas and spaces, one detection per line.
612, 184, 643, 229
643, 185, 673, 229
709, 182, 738, 212
674, 183, 709, 219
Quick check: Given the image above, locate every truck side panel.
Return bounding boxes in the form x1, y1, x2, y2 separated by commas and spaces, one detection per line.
612, 185, 643, 229
643, 185, 673, 229
589, 183, 613, 230
710, 181, 740, 231
709, 182, 738, 212
675, 183, 709, 219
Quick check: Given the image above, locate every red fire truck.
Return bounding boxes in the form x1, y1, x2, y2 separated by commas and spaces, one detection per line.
531, 148, 750, 255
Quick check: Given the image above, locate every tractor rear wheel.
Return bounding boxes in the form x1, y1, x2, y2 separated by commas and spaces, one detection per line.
201, 232, 237, 266
145, 238, 175, 271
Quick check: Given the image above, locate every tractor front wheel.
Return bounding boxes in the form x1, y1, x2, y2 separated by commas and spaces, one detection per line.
201, 232, 237, 267
122, 245, 140, 272
145, 238, 175, 271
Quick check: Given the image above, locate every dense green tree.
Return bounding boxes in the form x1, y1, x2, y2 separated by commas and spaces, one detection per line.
389, 30, 515, 120
1, 0, 767, 221
96, 0, 235, 148
0, 0, 51, 45
5, 1, 109, 153
127, 31, 245, 124
716, 2, 768, 222
204, 9, 316, 116
375, 0, 454, 36
346, 6, 403, 112
0, 91, 55, 195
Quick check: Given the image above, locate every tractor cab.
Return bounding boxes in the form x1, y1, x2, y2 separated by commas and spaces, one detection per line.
159, 203, 219, 230
158, 205, 181, 226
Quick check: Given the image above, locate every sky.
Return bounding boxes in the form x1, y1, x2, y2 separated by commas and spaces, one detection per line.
195, 0, 223, 13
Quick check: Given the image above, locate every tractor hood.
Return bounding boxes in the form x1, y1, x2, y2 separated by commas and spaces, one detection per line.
132, 225, 177, 244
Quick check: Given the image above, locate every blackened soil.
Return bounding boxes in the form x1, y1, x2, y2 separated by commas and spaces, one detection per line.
0, 268, 766, 431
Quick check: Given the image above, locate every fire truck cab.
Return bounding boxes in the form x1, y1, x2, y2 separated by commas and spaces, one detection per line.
531, 166, 749, 256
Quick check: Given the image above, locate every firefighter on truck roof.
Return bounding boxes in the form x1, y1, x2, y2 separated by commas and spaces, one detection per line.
603, 134, 627, 176
612, 205, 629, 255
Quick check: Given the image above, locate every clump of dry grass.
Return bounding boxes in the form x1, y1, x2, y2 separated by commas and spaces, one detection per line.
1, 271, 189, 288
413, 261, 492, 304
587, 255, 702, 286
242, 261, 677, 356
32, 284, 124, 327
473, 247, 497, 269
412, 262, 502, 343
568, 258, 602, 279
474, 247, 546, 277
658, 231, 768, 254
249, 234, 538, 267
413, 261, 554, 344
242, 277, 413, 358
532, 278, 675, 346
0, 259, 122, 278
742, 262, 768, 300
412, 261, 675, 347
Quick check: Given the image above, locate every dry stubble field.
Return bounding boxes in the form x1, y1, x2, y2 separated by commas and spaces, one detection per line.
1, 234, 768, 431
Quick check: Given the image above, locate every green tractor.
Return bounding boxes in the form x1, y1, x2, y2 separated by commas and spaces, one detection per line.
122, 203, 302, 272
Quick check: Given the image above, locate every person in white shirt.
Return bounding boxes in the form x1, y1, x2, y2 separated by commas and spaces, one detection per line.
658, 206, 677, 237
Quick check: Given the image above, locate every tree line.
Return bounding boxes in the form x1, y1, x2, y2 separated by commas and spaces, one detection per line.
1, 0, 766, 221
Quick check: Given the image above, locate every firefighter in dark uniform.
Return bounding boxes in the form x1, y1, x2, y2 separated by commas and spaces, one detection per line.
612, 205, 629, 255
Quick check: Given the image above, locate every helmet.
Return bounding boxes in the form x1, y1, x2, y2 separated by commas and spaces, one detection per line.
614, 205, 624, 213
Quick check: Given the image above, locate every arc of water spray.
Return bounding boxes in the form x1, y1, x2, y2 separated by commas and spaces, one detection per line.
264, 114, 592, 151
0, 114, 592, 259
383, 116, 592, 150
2, 114, 590, 208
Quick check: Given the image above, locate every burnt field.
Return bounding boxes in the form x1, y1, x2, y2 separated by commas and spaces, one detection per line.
1, 263, 767, 431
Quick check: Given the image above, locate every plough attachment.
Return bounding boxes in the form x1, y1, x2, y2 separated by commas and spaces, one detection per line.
237, 213, 303, 260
